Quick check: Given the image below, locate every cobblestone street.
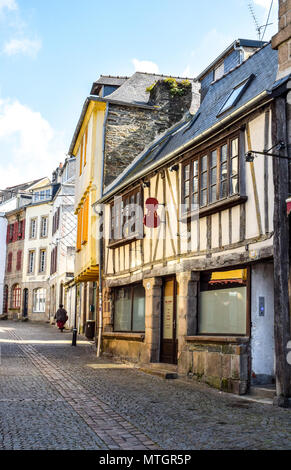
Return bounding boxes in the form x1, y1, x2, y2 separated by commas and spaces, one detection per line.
0, 321, 290, 450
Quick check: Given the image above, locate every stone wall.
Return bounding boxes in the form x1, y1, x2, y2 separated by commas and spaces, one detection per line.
104, 80, 195, 187
272, 0, 291, 79
22, 281, 50, 322
186, 341, 249, 395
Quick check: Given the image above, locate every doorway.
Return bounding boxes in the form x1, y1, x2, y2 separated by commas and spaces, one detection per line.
23, 289, 28, 318
160, 277, 177, 364
3, 285, 8, 314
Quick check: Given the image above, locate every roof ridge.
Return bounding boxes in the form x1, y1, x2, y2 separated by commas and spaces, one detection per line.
99, 75, 130, 79
133, 71, 195, 80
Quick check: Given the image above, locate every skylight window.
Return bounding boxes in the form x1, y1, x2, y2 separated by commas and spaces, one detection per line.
217, 74, 254, 116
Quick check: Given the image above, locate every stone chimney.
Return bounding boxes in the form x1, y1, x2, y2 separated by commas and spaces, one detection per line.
149, 79, 193, 126
272, 0, 291, 79
103, 77, 197, 187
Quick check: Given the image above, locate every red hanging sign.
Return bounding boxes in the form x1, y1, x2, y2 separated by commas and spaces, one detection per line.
143, 197, 160, 228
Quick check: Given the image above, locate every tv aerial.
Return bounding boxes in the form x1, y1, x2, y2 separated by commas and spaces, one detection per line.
248, 1, 274, 41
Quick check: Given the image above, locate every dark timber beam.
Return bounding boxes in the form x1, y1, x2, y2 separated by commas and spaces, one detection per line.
272, 96, 291, 406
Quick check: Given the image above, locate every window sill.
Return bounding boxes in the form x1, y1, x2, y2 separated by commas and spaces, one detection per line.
186, 335, 249, 344
108, 234, 143, 249
181, 195, 247, 220
102, 332, 145, 342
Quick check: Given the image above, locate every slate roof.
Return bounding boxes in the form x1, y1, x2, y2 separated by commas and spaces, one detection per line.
4, 178, 44, 191
196, 38, 267, 80
90, 76, 129, 95
106, 72, 194, 107
69, 72, 196, 155
102, 43, 284, 200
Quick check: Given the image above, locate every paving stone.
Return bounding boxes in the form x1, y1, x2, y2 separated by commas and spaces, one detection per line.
0, 321, 291, 450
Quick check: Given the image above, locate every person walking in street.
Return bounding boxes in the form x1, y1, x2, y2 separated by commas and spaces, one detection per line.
55, 305, 68, 332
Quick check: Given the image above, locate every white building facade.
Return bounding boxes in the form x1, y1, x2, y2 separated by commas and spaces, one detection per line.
0, 213, 7, 316
49, 158, 77, 324
22, 184, 53, 321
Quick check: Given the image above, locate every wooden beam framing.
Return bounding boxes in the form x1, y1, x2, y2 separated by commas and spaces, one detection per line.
246, 123, 263, 236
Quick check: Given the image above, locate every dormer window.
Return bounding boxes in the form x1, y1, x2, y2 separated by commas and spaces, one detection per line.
217, 74, 254, 116
214, 62, 224, 81
33, 189, 51, 203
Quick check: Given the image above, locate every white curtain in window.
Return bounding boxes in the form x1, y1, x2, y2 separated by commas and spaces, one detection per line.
33, 288, 46, 313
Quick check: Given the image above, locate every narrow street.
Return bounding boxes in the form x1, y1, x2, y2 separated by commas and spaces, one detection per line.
0, 321, 290, 450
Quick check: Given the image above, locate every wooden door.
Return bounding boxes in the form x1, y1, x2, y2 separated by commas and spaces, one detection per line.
160, 277, 177, 364
3, 285, 8, 314
23, 289, 28, 317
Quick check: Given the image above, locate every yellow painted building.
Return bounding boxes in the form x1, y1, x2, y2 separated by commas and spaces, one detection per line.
69, 99, 106, 333
69, 73, 198, 334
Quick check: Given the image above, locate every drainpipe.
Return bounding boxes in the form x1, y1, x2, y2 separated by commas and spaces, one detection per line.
97, 103, 109, 358
234, 40, 245, 65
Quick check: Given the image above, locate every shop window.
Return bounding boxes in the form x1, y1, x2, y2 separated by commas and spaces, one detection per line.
113, 284, 145, 332
199, 269, 248, 335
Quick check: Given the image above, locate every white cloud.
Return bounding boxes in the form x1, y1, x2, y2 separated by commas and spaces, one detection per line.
3, 37, 42, 57
0, 0, 17, 13
132, 58, 160, 74
0, 98, 66, 189
253, 0, 272, 9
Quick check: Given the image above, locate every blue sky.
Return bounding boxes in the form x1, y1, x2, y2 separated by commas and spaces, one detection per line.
0, 0, 278, 188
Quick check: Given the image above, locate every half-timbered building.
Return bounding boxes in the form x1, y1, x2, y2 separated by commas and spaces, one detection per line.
99, 41, 291, 397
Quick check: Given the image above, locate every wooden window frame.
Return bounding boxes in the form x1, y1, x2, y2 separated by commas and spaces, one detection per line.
82, 195, 89, 245
39, 249, 46, 273
40, 216, 48, 238
30, 218, 37, 240
76, 208, 83, 252
50, 246, 58, 275
84, 127, 88, 167
181, 132, 241, 217
7, 252, 12, 273
113, 283, 145, 333
28, 250, 35, 274
79, 137, 84, 176
11, 285, 21, 309
109, 186, 143, 248
16, 250, 22, 271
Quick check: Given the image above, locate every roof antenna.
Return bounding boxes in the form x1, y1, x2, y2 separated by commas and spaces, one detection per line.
248, 0, 274, 41
248, 1, 261, 40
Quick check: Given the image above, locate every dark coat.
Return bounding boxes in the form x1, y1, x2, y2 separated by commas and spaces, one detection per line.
55, 308, 68, 323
